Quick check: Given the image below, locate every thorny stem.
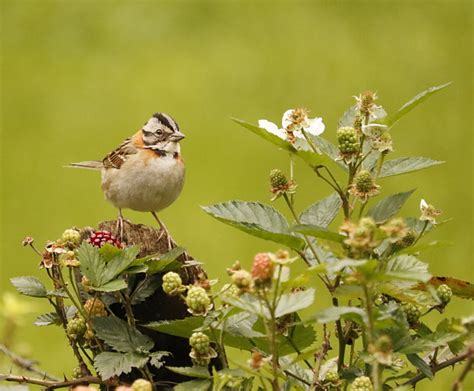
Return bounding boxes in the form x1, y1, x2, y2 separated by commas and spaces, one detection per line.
120, 291, 136, 327
362, 283, 380, 391
261, 290, 280, 391
452, 346, 474, 391
0, 374, 109, 390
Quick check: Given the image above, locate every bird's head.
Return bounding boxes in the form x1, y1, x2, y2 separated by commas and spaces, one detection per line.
141, 112, 185, 154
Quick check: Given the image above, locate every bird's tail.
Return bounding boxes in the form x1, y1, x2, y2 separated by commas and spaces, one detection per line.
66, 160, 103, 170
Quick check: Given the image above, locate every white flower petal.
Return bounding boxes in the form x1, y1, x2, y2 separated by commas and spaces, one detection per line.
281, 109, 295, 129
420, 199, 428, 210
304, 117, 325, 136
258, 119, 286, 140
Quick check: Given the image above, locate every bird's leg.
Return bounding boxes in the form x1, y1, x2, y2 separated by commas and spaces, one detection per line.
116, 209, 124, 241
151, 212, 174, 249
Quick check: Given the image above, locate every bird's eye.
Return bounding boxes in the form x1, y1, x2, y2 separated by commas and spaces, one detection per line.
156, 129, 163, 135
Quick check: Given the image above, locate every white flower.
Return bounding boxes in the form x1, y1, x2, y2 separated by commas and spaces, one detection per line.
419, 198, 442, 224
258, 108, 325, 143
420, 199, 429, 211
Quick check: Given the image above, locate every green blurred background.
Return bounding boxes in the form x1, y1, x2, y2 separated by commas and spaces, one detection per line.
1, 0, 472, 389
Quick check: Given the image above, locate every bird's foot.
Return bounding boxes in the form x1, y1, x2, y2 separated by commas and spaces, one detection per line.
152, 212, 174, 250
116, 210, 124, 242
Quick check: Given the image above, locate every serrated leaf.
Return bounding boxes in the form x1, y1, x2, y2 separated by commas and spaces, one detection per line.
34, 305, 76, 326
383, 255, 431, 283
367, 189, 415, 223
379, 157, 444, 178
299, 192, 342, 228
174, 379, 212, 391
101, 245, 140, 284
202, 201, 305, 250
145, 317, 205, 338
232, 118, 332, 168
131, 276, 162, 304
147, 246, 186, 274
407, 354, 433, 379
94, 351, 148, 380
310, 306, 367, 324
223, 293, 270, 319
92, 316, 154, 353
93, 278, 128, 292
166, 366, 210, 379
399, 331, 462, 354
338, 105, 358, 127
78, 242, 106, 286
275, 288, 315, 318
98, 243, 123, 262
309, 134, 346, 169
10, 276, 47, 297
224, 313, 264, 338
381, 83, 451, 127
292, 224, 345, 243
149, 351, 171, 369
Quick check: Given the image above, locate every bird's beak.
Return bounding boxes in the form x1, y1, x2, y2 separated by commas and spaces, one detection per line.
169, 131, 185, 142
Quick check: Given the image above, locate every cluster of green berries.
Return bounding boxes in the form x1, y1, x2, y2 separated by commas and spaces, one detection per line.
402, 303, 423, 325
162, 272, 184, 296
186, 286, 211, 315
231, 270, 253, 292
437, 284, 452, 305
354, 170, 375, 193
325, 371, 340, 384
190, 332, 211, 355
131, 379, 152, 391
270, 169, 288, 190
66, 317, 86, 340
251, 253, 274, 283
62, 229, 81, 246
337, 127, 360, 155
350, 376, 373, 391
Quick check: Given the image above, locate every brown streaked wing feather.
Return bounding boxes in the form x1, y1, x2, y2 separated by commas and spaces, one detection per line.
102, 138, 138, 169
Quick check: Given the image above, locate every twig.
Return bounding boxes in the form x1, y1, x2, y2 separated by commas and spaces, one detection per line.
284, 370, 311, 386
452, 347, 474, 391
0, 344, 59, 381
0, 374, 109, 390
402, 348, 473, 387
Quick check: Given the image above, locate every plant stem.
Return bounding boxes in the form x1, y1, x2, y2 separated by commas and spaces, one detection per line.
362, 283, 380, 391
0, 374, 108, 390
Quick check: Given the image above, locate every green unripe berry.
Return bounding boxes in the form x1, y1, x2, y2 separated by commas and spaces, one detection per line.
186, 286, 211, 315
325, 370, 339, 383
354, 170, 375, 193
66, 317, 86, 340
189, 332, 210, 355
62, 229, 81, 246
337, 126, 360, 154
162, 272, 183, 296
437, 284, 452, 304
131, 379, 152, 391
270, 169, 288, 189
398, 230, 417, 248
350, 376, 373, 391
402, 303, 423, 325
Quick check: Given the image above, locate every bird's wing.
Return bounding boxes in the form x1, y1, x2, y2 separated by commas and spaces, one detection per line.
102, 137, 139, 169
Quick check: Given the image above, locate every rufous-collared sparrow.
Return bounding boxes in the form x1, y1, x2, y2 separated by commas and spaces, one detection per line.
69, 112, 186, 239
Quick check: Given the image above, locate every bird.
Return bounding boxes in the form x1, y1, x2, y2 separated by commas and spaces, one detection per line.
68, 112, 186, 241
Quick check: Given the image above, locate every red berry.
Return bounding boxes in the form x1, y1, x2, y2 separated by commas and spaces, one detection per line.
87, 231, 122, 248
251, 253, 274, 282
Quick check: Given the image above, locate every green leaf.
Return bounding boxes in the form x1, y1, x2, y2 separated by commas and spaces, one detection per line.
92, 316, 154, 353
338, 105, 358, 128
396, 240, 452, 255
202, 201, 305, 250
149, 351, 171, 369
166, 366, 210, 379
232, 118, 331, 168
93, 278, 128, 292
98, 243, 123, 262
381, 82, 451, 127
292, 224, 345, 243
223, 293, 270, 319
131, 276, 162, 304
399, 331, 462, 354
10, 276, 47, 297
78, 242, 106, 286
367, 189, 415, 223
383, 255, 431, 283
101, 245, 140, 284
174, 379, 212, 391
275, 288, 315, 318
407, 354, 433, 379
309, 134, 345, 168
94, 351, 148, 380
34, 306, 76, 326
311, 306, 367, 324
147, 246, 186, 274
299, 192, 342, 228
224, 312, 264, 338
379, 157, 444, 178
145, 317, 205, 338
